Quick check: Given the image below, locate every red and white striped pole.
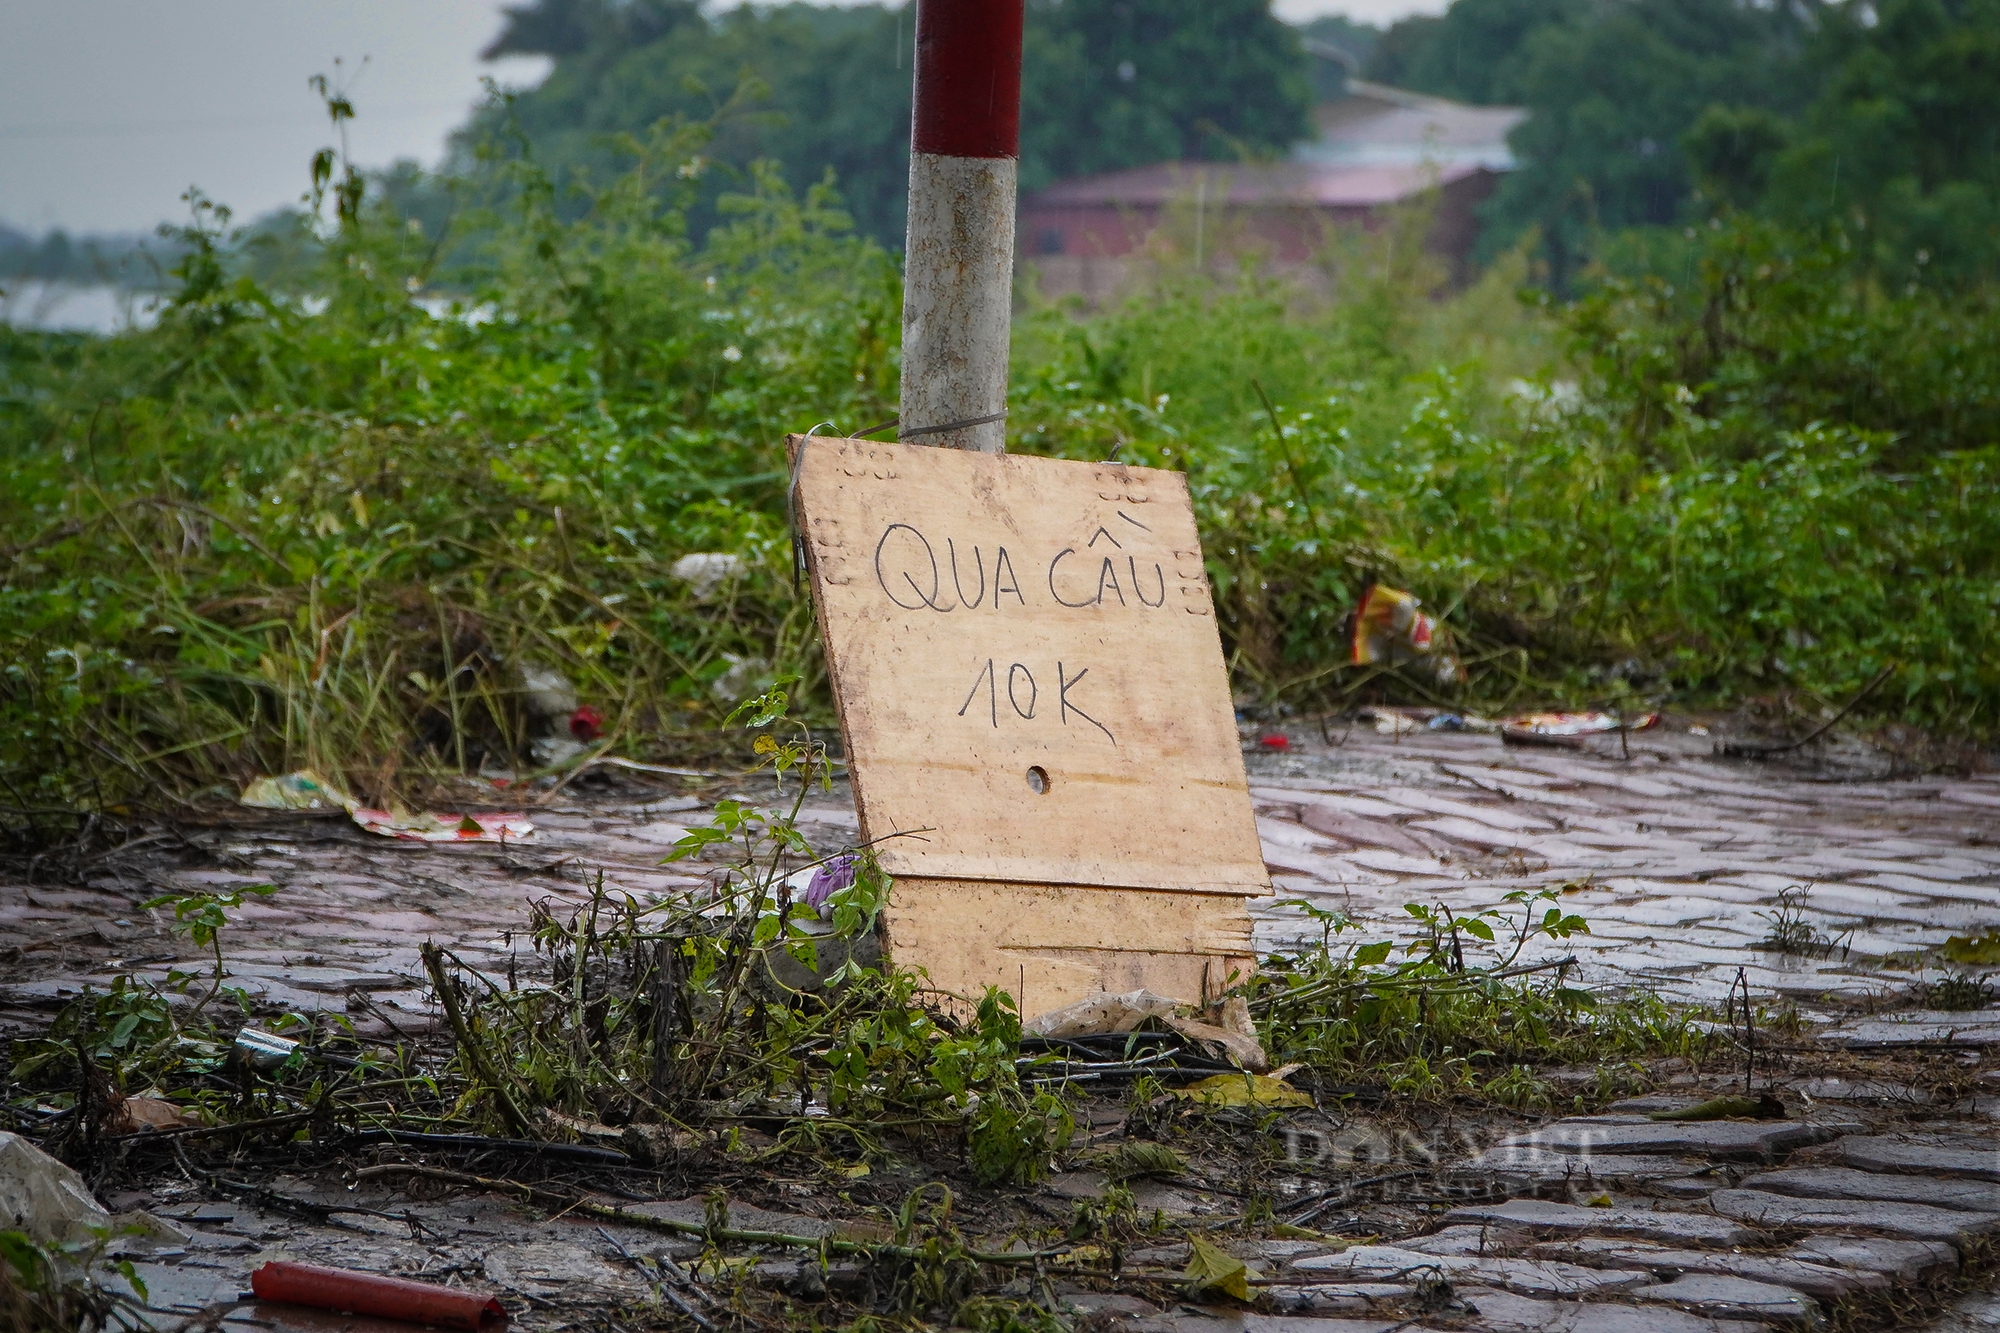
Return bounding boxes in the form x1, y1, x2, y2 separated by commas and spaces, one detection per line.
900, 0, 1024, 454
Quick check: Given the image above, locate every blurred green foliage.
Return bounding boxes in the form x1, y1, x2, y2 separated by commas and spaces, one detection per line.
1366, 0, 2000, 285
1, 88, 1996, 826
454, 0, 1312, 248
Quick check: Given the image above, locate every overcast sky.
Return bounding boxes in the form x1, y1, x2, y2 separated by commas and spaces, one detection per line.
0, 0, 1441, 237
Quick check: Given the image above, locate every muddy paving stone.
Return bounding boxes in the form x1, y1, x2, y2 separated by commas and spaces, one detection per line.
1291, 1246, 1654, 1298
1822, 1011, 2000, 1046
1531, 1238, 1888, 1299
1442, 1286, 1767, 1332
1395, 1225, 1539, 1257
1260, 1284, 1432, 1317
1129, 1312, 1434, 1333
1930, 1291, 2000, 1331
1841, 1134, 2000, 1182
1785, 1233, 1959, 1279
1441, 1199, 1755, 1247
1455, 1147, 1728, 1188
1740, 1165, 2000, 1212
1787, 1076, 1933, 1105
1629, 1273, 1817, 1323
1494, 1117, 1862, 1162
1708, 1188, 2000, 1244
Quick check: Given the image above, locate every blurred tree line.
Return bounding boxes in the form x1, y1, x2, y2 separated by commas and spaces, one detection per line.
1367, 0, 2000, 283
443, 0, 1996, 287
453, 0, 1312, 245
0, 225, 174, 287
2, 0, 1992, 293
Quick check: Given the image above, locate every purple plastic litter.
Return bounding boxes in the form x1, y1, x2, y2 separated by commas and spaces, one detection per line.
804, 856, 857, 910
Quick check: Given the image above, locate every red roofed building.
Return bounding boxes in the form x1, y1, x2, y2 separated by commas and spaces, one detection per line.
1019, 80, 1525, 299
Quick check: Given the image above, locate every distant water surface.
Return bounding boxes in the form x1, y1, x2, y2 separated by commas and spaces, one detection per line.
0, 282, 161, 333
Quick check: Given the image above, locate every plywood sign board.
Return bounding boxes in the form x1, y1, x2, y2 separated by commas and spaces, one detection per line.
791, 435, 1267, 1010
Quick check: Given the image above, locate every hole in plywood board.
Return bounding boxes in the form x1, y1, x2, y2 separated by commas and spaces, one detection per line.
1025, 766, 1050, 795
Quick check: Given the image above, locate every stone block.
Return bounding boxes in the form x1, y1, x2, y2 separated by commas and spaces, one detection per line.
1840, 1134, 2000, 1183
1788, 1077, 1930, 1105
1708, 1189, 2000, 1244
1290, 1244, 1651, 1297
1441, 1199, 1753, 1246
1452, 1286, 1768, 1332
1539, 1237, 1884, 1299
1740, 1165, 2000, 1213
1785, 1233, 1955, 1280
1632, 1272, 1817, 1322
1456, 1147, 1716, 1186
1497, 1116, 1860, 1163
1394, 1225, 1532, 1257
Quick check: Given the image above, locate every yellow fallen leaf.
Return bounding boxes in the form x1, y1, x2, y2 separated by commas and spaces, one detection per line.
1177, 1073, 1313, 1109
1182, 1238, 1251, 1302
1945, 932, 2000, 965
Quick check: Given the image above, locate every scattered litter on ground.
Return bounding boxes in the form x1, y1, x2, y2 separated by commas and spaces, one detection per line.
1021, 990, 1269, 1069
233, 1027, 302, 1071
669, 550, 744, 600
351, 808, 536, 842
1360, 706, 1656, 743
239, 770, 356, 813
238, 771, 538, 842
1024, 988, 1179, 1038
252, 1261, 507, 1330
103, 1094, 200, 1134
568, 704, 604, 741
1350, 583, 1459, 683
516, 662, 579, 723
0, 1132, 110, 1244
1362, 706, 1426, 735
804, 854, 858, 914
1505, 711, 1660, 737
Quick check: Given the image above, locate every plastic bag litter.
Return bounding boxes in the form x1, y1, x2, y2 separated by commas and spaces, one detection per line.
1504, 711, 1659, 736
1165, 995, 1269, 1073
105, 1095, 200, 1135
1024, 990, 1270, 1072
350, 809, 536, 843
0, 1132, 108, 1245
239, 770, 356, 813
670, 551, 744, 601
1361, 707, 1425, 736
1025, 988, 1178, 1038
1351, 584, 1459, 684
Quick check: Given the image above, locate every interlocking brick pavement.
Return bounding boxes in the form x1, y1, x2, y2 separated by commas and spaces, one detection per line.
4, 724, 1996, 1033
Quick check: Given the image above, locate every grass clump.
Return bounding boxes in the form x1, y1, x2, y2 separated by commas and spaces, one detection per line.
1, 111, 891, 824
1253, 891, 1700, 1098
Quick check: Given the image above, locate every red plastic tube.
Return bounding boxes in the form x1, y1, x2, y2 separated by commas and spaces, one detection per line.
251, 1261, 506, 1330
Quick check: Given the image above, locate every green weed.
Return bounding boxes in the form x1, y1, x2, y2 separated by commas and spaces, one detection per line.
419, 684, 1074, 1183
4, 84, 1996, 828
1254, 892, 1700, 1095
